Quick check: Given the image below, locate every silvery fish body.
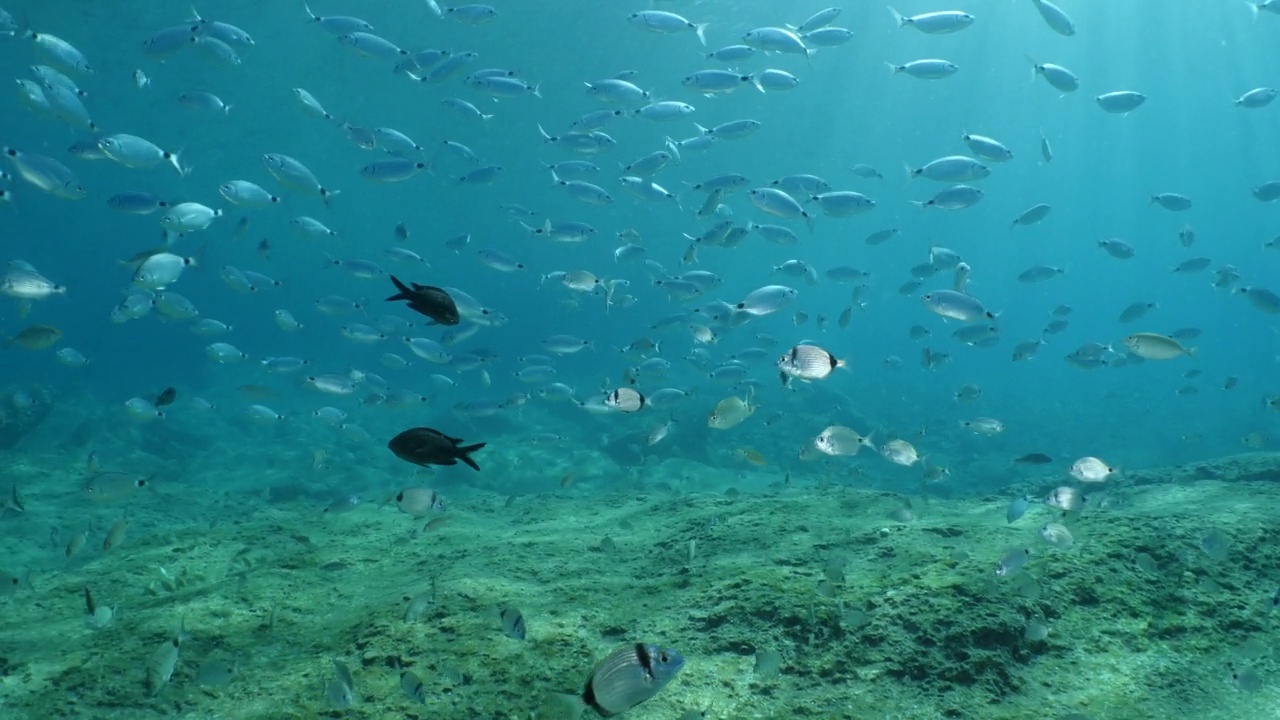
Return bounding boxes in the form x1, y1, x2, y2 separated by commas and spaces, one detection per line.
777, 344, 842, 381
580, 644, 684, 717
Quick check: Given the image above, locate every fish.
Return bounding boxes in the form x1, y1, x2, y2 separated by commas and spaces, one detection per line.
604, 387, 645, 413
83, 472, 150, 503
385, 275, 460, 325
147, 635, 181, 695
1040, 523, 1074, 549
708, 391, 755, 430
324, 659, 355, 708
1069, 457, 1116, 483
499, 607, 526, 640
1014, 453, 1053, 465
196, 658, 238, 687
2, 485, 24, 515
388, 427, 486, 470
1006, 497, 1030, 524
399, 667, 427, 703
995, 549, 1031, 577
880, 439, 920, 466
1045, 486, 1086, 512
561, 644, 686, 719
154, 387, 177, 407
5, 324, 62, 350
395, 487, 447, 517
814, 426, 873, 456
1123, 333, 1194, 360
777, 344, 844, 383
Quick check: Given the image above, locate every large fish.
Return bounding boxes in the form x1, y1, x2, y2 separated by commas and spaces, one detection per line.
388, 427, 485, 471
385, 275, 461, 325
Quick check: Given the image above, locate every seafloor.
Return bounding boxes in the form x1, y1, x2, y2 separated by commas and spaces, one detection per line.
2, 431, 1279, 720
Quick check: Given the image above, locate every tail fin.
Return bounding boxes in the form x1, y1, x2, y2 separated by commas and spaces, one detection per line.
387, 274, 411, 301
458, 442, 486, 471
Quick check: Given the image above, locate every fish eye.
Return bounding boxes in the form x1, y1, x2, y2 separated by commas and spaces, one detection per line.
659, 651, 670, 662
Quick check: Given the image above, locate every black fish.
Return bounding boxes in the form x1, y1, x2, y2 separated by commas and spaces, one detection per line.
386, 275, 460, 326
388, 427, 485, 471
1014, 453, 1053, 465
154, 387, 177, 407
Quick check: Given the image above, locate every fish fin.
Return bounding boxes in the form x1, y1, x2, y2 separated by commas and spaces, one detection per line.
387, 274, 412, 301
546, 693, 587, 720
458, 442, 486, 471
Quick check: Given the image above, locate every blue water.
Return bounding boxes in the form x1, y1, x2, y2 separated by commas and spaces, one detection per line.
3, 1, 1280, 716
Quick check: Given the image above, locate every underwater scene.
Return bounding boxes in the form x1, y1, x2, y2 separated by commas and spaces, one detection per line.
2, 0, 1280, 718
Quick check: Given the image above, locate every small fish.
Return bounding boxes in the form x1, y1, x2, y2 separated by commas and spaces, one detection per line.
776, 344, 844, 383
5, 324, 62, 350
147, 635, 181, 695
1040, 522, 1074, 549
1123, 332, 1193, 360
1014, 453, 1053, 465
499, 607, 526, 640
813, 426, 873, 456
708, 391, 755, 429
604, 387, 645, 413
1069, 457, 1116, 483
1006, 496, 1030, 524
325, 659, 355, 708
196, 658, 238, 687
154, 387, 177, 407
880, 439, 920, 466
995, 548, 1031, 577
103, 518, 129, 551
1045, 486, 1085, 512
395, 487, 446, 517
399, 667, 427, 703
2, 484, 24, 515
65, 528, 88, 558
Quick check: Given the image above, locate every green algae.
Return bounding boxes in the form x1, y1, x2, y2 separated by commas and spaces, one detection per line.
2, 452, 1280, 718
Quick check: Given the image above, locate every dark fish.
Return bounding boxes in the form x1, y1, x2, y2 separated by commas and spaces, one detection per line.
1014, 453, 1053, 465
386, 275, 460, 325
500, 607, 526, 640
257, 238, 270, 259
394, 222, 409, 242
154, 386, 177, 407
400, 668, 426, 703
578, 644, 685, 718
388, 427, 485, 470
4, 324, 63, 350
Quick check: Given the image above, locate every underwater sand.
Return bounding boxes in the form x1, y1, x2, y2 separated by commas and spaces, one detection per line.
4, 438, 1280, 720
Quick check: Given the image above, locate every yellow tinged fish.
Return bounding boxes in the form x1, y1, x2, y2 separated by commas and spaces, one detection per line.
4, 324, 62, 350
147, 637, 180, 695
733, 448, 767, 466
1122, 332, 1193, 360
65, 528, 89, 558
83, 473, 150, 504
708, 390, 755, 430
103, 518, 129, 551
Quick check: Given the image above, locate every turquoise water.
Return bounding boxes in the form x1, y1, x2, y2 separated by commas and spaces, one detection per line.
3, 2, 1280, 718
